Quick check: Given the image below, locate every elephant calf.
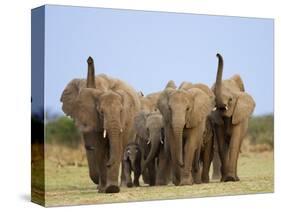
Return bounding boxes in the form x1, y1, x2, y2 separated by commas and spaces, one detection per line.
122, 143, 142, 187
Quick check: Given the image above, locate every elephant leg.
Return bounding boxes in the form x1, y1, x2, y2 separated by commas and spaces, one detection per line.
85, 150, 99, 184
215, 126, 229, 182
120, 163, 128, 187
122, 161, 133, 187
147, 161, 156, 186
97, 149, 107, 193
180, 131, 198, 186
133, 171, 141, 187
192, 148, 202, 184
225, 126, 242, 182
212, 148, 222, 180
202, 135, 214, 183
156, 148, 171, 185
83, 132, 100, 185
142, 168, 150, 184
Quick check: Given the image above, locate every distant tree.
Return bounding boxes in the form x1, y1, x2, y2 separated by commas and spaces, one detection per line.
46, 116, 81, 148
248, 114, 274, 148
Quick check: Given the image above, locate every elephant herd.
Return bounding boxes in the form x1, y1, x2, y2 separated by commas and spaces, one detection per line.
60, 53, 255, 193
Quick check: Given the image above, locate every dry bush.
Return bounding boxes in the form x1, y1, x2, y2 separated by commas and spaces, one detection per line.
45, 143, 87, 167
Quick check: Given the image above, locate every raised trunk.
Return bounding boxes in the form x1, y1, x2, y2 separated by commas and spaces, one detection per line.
87, 56, 96, 88
215, 53, 224, 106
106, 128, 120, 167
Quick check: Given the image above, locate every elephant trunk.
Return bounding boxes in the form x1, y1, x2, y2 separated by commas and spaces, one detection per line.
171, 116, 185, 167
106, 127, 121, 167
87, 56, 96, 88
143, 134, 160, 168
215, 53, 224, 107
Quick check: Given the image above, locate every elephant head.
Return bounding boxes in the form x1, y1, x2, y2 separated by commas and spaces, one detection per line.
123, 143, 142, 171
157, 85, 212, 167
134, 111, 165, 169
213, 53, 255, 124
60, 57, 127, 167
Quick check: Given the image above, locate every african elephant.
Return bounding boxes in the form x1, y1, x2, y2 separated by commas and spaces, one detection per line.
157, 81, 214, 186
212, 53, 255, 182
60, 57, 140, 193
139, 92, 161, 113
122, 143, 142, 187
134, 111, 171, 185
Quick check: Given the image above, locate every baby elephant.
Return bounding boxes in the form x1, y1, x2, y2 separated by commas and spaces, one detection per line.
122, 143, 142, 187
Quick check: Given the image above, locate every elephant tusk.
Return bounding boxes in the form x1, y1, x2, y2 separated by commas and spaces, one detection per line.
225, 106, 228, 111
120, 128, 123, 133
212, 107, 217, 111
103, 129, 107, 138
161, 139, 164, 144
147, 140, 151, 145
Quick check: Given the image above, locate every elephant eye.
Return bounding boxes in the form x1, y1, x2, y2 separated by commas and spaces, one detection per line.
186, 107, 190, 111
229, 97, 233, 102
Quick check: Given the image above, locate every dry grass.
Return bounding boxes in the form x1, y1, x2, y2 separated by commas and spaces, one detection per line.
33, 151, 274, 207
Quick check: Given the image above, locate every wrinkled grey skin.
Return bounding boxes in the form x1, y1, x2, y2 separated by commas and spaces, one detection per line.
157, 81, 214, 186
134, 111, 171, 185
60, 57, 140, 193
212, 53, 255, 182
122, 143, 142, 187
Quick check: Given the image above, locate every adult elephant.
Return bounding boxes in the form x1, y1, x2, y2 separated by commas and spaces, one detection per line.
134, 111, 171, 185
60, 57, 140, 193
157, 81, 214, 185
212, 53, 255, 182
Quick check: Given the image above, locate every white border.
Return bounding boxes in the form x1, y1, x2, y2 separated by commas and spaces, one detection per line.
0, 0, 279, 211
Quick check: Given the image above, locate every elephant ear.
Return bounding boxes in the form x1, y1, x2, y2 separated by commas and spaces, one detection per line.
157, 89, 174, 123
134, 111, 149, 140
232, 92, 255, 125
115, 89, 132, 129
188, 88, 212, 128
60, 79, 86, 117
192, 83, 215, 100
165, 80, 177, 89
231, 74, 245, 92
179, 81, 193, 90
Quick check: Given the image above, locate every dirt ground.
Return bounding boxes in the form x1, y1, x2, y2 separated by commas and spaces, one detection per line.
31, 151, 274, 207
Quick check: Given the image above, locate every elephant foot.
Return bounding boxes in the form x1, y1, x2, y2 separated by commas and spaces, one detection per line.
105, 185, 120, 193
201, 175, 210, 183
212, 173, 221, 180
149, 182, 156, 186
180, 175, 193, 186
222, 172, 240, 182
156, 179, 168, 186
224, 176, 236, 182
133, 180, 140, 187
120, 180, 127, 187
193, 173, 202, 184
127, 182, 133, 188
90, 174, 99, 184
97, 186, 106, 193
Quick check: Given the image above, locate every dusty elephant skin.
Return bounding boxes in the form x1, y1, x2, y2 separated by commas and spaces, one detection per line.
136, 91, 172, 186
212, 53, 255, 182
134, 111, 171, 186
60, 57, 140, 193
122, 143, 142, 187
157, 81, 215, 186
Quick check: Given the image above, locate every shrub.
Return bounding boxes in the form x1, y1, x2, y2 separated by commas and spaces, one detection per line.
46, 116, 81, 148
248, 114, 274, 148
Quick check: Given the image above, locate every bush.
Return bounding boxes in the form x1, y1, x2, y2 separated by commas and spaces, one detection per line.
248, 114, 274, 148
46, 116, 81, 148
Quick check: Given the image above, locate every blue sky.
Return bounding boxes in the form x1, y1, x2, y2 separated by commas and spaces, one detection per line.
38, 5, 273, 116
